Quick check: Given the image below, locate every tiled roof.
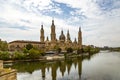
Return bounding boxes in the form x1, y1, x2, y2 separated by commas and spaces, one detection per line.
9, 40, 45, 44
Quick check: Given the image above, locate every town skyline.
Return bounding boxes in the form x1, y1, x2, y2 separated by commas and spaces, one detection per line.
0, 0, 120, 47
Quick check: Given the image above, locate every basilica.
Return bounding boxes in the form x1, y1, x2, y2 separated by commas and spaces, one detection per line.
8, 20, 82, 51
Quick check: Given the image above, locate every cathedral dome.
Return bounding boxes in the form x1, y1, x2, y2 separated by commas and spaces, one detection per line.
59, 30, 65, 41
59, 34, 65, 40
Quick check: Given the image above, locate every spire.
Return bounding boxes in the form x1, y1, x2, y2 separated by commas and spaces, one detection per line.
41, 22, 44, 29
59, 29, 65, 42
41, 24, 43, 30
52, 19, 54, 25
79, 27, 81, 32
67, 30, 69, 34
75, 38, 76, 42
67, 29, 71, 42
51, 19, 56, 42
61, 30, 63, 34
40, 24, 44, 42
67, 30, 70, 37
47, 36, 49, 40
46, 36, 49, 41
78, 27, 82, 48
74, 38, 77, 43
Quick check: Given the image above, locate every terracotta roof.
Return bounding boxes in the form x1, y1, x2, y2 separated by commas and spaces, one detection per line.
9, 40, 45, 44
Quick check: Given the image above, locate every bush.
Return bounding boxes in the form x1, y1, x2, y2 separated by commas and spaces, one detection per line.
83, 46, 91, 53
26, 44, 33, 50
83, 46, 100, 54
23, 48, 29, 53
0, 41, 8, 51
0, 51, 10, 60
13, 51, 26, 60
28, 48, 41, 59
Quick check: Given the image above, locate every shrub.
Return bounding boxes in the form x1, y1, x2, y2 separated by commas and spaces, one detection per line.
0, 41, 8, 51
0, 51, 10, 60
23, 48, 29, 53
28, 48, 41, 59
26, 44, 33, 50
13, 51, 25, 60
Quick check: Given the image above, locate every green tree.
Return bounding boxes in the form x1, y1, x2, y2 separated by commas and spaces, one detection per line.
83, 46, 91, 53
83, 46, 100, 54
0, 41, 8, 51
0, 51, 10, 60
13, 51, 25, 60
26, 44, 33, 50
29, 48, 41, 59
23, 48, 29, 53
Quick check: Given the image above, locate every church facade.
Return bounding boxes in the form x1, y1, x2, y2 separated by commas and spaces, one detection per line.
8, 20, 82, 51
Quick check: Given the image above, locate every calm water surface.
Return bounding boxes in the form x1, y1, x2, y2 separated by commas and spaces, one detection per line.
4, 51, 120, 80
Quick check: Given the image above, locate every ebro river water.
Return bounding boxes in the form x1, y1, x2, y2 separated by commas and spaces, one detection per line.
4, 51, 120, 80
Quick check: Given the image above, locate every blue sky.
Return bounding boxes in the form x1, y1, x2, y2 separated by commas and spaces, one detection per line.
0, 0, 120, 47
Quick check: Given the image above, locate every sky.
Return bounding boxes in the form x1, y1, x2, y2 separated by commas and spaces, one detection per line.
0, 0, 120, 47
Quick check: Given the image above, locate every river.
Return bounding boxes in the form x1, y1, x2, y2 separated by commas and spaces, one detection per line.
4, 51, 120, 80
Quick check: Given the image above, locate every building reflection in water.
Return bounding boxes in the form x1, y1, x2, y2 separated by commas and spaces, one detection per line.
39, 57, 82, 80
4, 55, 91, 80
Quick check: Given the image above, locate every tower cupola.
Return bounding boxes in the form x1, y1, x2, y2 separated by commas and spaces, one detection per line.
59, 30, 65, 42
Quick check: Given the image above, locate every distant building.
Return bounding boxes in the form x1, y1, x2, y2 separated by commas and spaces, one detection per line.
8, 20, 82, 51
8, 40, 45, 51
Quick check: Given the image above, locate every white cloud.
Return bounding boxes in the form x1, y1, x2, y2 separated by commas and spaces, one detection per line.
0, 0, 78, 42
0, 0, 120, 47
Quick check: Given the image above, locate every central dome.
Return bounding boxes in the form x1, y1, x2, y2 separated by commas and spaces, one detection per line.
59, 30, 65, 42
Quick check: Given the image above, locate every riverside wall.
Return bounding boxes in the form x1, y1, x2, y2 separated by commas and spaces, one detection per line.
0, 60, 17, 80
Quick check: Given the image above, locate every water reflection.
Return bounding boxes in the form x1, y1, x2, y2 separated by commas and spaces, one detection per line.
5, 51, 120, 80
4, 56, 85, 80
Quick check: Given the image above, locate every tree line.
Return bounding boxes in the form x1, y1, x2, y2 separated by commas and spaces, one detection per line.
0, 43, 45, 60
0, 40, 100, 60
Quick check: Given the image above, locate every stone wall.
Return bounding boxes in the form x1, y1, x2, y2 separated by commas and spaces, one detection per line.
0, 69, 17, 80
0, 60, 17, 80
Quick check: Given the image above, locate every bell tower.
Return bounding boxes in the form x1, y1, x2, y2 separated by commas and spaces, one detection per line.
40, 24, 44, 42
67, 30, 71, 42
50, 19, 56, 42
78, 27, 82, 48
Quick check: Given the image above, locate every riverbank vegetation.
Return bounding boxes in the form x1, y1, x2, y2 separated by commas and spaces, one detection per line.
0, 40, 100, 61
0, 50, 44, 61
0, 44, 45, 60
0, 40, 8, 51
82, 46, 100, 54
100, 46, 120, 52
64, 46, 100, 59
0, 46, 100, 61
110, 47, 120, 52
